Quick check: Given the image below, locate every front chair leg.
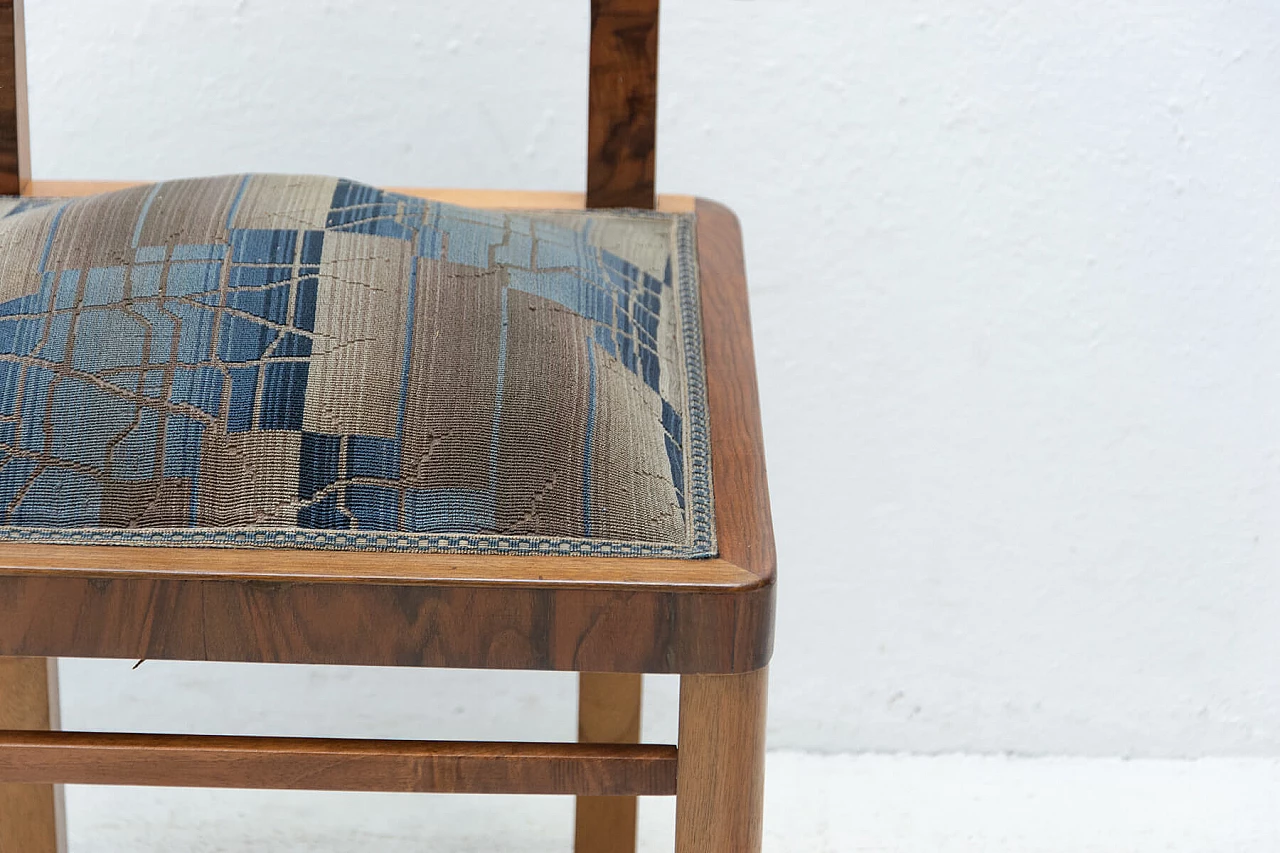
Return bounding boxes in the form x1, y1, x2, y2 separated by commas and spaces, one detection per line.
675, 667, 768, 853
0, 657, 66, 853
574, 672, 643, 853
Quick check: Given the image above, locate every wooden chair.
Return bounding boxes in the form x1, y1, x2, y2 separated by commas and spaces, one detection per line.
0, 1, 775, 851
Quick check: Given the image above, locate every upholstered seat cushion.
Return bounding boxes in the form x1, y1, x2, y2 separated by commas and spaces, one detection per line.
0, 176, 713, 557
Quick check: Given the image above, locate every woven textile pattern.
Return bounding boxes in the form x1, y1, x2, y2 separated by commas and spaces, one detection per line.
0, 176, 714, 557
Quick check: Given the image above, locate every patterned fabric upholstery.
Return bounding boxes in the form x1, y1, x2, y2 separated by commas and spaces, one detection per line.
0, 176, 713, 557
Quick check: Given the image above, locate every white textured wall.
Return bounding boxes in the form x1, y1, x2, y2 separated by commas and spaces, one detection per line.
32, 1, 1280, 757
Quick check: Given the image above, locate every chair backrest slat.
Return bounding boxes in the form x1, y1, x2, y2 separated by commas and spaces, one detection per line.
0, 1, 660, 208
0, 0, 28, 197
587, 0, 659, 210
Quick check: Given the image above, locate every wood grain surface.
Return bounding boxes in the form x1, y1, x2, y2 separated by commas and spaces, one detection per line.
575, 672, 643, 852
0, 1, 27, 196
674, 667, 769, 852
0, 730, 677, 796
587, 0, 659, 209
0, 573, 771, 673
695, 199, 777, 587
0, 657, 64, 853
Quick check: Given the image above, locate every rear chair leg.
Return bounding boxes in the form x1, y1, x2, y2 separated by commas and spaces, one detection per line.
674, 667, 768, 853
574, 672, 642, 853
0, 657, 66, 853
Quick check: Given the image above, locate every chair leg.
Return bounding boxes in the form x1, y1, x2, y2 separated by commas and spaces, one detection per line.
674, 667, 768, 853
574, 672, 642, 853
0, 657, 66, 853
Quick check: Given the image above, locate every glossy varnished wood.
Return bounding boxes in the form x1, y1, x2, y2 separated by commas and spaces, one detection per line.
0, 0, 27, 195
0, 541, 755, 589
587, 0, 659, 209
0, 731, 678, 796
675, 667, 769, 853
0, 572, 769, 673
0, 188, 775, 675
575, 673, 643, 853
695, 199, 777, 588
0, 657, 64, 853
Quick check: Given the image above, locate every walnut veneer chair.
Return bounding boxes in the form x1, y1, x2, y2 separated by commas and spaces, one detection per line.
0, 2, 775, 851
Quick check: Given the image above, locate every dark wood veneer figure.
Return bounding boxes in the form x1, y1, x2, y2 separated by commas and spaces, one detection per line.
0, 2, 774, 851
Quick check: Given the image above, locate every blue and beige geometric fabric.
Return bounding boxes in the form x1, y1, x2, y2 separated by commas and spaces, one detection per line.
0, 176, 714, 557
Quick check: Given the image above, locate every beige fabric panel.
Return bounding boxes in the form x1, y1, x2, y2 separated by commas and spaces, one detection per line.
304, 231, 412, 439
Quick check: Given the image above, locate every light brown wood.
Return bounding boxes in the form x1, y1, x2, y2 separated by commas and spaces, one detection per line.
0, 730, 677, 797
0, 0, 29, 196
20, 182, 697, 213
696, 199, 777, 587
575, 673, 643, 853
0, 658, 65, 853
675, 666, 769, 853
0, 542, 754, 589
578, 674, 643, 744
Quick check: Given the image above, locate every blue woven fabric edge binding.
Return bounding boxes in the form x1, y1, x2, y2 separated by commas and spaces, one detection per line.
0, 209, 717, 558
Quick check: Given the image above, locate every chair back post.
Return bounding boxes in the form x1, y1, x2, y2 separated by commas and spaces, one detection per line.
0, 0, 28, 196
0, 1, 661, 209
587, 0, 659, 210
